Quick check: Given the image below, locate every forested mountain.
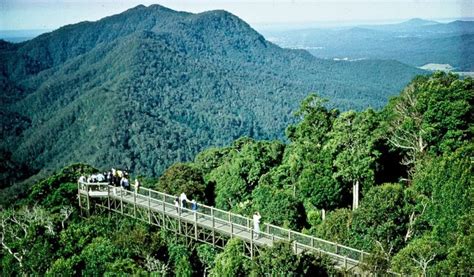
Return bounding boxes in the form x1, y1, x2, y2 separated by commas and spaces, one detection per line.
263, 19, 474, 71
0, 4, 424, 185
1, 72, 472, 275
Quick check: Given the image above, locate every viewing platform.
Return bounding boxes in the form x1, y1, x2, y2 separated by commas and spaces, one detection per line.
78, 181, 369, 273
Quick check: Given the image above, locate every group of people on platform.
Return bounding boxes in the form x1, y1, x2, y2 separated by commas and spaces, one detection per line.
78, 168, 140, 193
174, 192, 197, 213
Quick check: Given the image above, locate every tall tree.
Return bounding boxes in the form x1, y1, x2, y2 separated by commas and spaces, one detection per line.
156, 163, 207, 202
383, 72, 473, 177
350, 183, 410, 254
282, 94, 342, 208
328, 109, 379, 209
210, 138, 284, 210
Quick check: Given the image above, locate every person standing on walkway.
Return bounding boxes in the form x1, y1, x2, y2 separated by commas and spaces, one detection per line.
179, 192, 188, 209
191, 199, 197, 212
120, 176, 130, 194
253, 212, 261, 239
174, 197, 180, 214
107, 171, 113, 186
134, 178, 140, 194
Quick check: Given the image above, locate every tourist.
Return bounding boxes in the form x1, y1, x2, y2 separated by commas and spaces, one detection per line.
96, 173, 105, 182
253, 212, 261, 239
134, 178, 140, 194
174, 197, 180, 213
179, 192, 188, 209
107, 171, 113, 186
120, 176, 130, 192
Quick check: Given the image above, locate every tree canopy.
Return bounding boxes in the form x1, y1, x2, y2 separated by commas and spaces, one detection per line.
1, 72, 472, 275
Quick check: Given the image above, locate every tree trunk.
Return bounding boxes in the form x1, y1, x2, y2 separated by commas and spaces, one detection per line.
352, 180, 359, 210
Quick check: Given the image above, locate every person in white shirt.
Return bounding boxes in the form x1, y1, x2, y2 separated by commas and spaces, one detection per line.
253, 212, 261, 239
179, 192, 189, 209
134, 178, 140, 193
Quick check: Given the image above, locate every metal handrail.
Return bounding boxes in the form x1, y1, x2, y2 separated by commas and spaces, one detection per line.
78, 181, 368, 264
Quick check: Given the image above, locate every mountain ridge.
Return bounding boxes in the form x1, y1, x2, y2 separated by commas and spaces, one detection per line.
1, 5, 424, 183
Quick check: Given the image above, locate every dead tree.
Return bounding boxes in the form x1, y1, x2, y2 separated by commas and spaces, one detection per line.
386, 84, 428, 177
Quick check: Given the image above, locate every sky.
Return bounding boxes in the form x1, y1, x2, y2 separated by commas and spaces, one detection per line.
1, 0, 473, 31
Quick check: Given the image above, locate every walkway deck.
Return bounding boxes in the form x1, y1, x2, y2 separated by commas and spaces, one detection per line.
78, 181, 368, 272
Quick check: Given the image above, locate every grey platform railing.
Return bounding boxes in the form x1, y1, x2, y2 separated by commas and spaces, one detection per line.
78, 181, 369, 268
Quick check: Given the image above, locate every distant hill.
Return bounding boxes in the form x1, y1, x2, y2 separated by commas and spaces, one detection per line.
399, 18, 438, 26
263, 19, 474, 71
0, 5, 424, 183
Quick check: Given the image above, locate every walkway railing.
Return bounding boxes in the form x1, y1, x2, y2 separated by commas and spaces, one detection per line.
78, 181, 369, 267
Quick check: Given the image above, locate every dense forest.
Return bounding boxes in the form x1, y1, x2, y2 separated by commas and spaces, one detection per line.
1, 72, 472, 275
0, 4, 424, 191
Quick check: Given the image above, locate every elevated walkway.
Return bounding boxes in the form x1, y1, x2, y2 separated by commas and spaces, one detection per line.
78, 181, 368, 272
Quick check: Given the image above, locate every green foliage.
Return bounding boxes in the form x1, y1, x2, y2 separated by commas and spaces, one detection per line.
433, 213, 474, 275
251, 241, 331, 276
297, 153, 343, 209
59, 216, 114, 257
194, 147, 231, 177
46, 255, 81, 276
0, 149, 32, 190
28, 163, 97, 211
417, 73, 472, 154
210, 239, 249, 277
105, 258, 143, 275
391, 234, 439, 276
360, 242, 391, 274
24, 239, 56, 273
329, 109, 380, 192
1, 253, 21, 276
251, 183, 305, 229
157, 163, 207, 202
211, 138, 284, 210
0, 206, 61, 275
412, 144, 473, 247
350, 183, 409, 252
211, 160, 249, 210
1, 71, 472, 276
1, 5, 423, 189
251, 241, 299, 275
315, 209, 352, 244
383, 72, 472, 174
286, 94, 336, 143
112, 220, 151, 258
272, 95, 344, 210
80, 237, 120, 275
196, 244, 218, 275
168, 243, 193, 276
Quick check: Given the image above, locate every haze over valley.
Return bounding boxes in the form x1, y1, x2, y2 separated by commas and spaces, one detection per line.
263, 18, 474, 72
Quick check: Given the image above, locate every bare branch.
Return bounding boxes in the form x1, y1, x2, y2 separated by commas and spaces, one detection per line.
60, 206, 74, 229
0, 213, 24, 268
